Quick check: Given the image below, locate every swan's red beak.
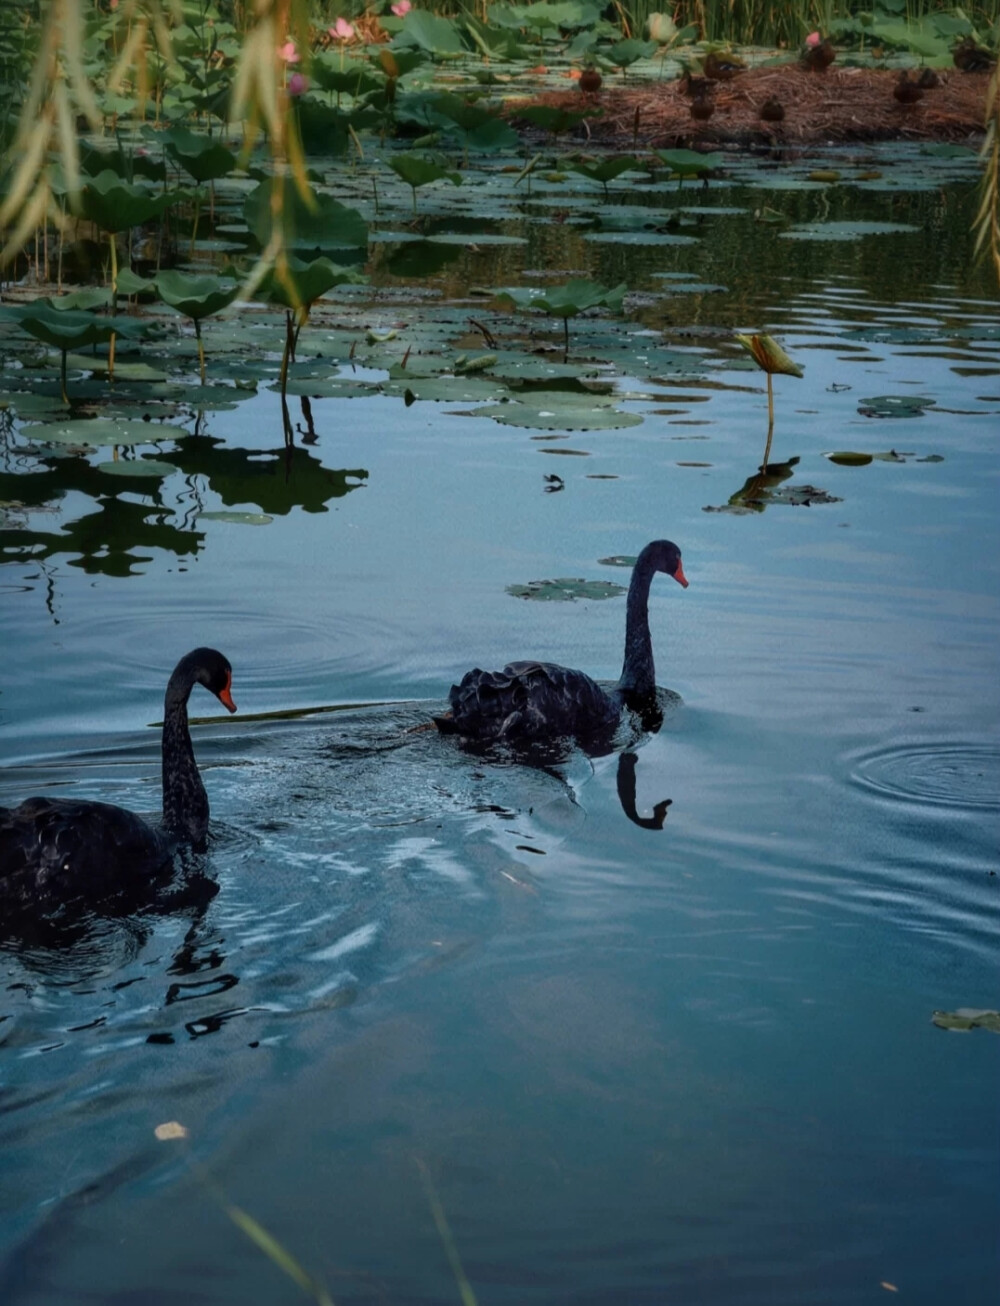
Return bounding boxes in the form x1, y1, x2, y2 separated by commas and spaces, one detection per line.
673, 561, 689, 588
218, 671, 237, 714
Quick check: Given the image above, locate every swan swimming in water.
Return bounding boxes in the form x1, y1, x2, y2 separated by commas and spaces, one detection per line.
435, 540, 687, 743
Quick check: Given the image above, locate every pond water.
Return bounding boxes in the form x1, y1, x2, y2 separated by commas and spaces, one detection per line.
1, 143, 999, 1304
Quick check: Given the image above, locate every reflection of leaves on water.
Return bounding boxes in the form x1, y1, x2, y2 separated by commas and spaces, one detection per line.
0, 432, 367, 574
703, 457, 842, 515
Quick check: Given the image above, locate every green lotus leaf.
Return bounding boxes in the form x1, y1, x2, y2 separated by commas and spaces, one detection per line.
506, 577, 627, 601
388, 154, 463, 192
655, 149, 724, 178
77, 170, 180, 232
197, 511, 274, 525
565, 156, 643, 186
607, 38, 657, 68
931, 1009, 1000, 1034
471, 401, 642, 431
516, 105, 588, 135
155, 270, 241, 320
858, 395, 937, 418
97, 458, 176, 478
258, 257, 364, 310
0, 300, 157, 351
163, 126, 237, 182
494, 278, 627, 319
394, 9, 465, 55
243, 178, 368, 255
24, 418, 176, 446
780, 220, 919, 241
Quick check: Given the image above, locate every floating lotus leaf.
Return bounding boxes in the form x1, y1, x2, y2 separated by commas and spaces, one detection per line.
931, 1009, 1000, 1034
24, 418, 178, 447
97, 458, 176, 478
780, 220, 919, 241
278, 378, 381, 399
197, 511, 274, 526
506, 577, 627, 601
471, 401, 643, 430
858, 395, 937, 418
584, 230, 698, 246
386, 376, 509, 402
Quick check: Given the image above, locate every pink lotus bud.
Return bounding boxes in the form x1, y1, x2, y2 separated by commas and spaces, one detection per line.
391, 0, 412, 15
330, 18, 355, 41
288, 72, 309, 97
280, 41, 299, 63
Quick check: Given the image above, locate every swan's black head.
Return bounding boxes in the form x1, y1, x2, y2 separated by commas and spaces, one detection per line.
645, 540, 688, 589
174, 648, 237, 713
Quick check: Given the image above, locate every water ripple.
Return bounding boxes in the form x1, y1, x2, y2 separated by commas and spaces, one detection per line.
848, 741, 1000, 810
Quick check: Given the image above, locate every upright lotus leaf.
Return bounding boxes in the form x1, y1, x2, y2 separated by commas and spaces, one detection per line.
0, 299, 161, 402
243, 178, 368, 259
430, 93, 520, 158
76, 170, 179, 234
607, 38, 657, 75
163, 126, 236, 183
517, 105, 589, 138
155, 270, 241, 384
655, 149, 724, 186
394, 11, 465, 56
313, 54, 385, 102
494, 279, 628, 361
388, 154, 462, 215
258, 257, 365, 401
735, 332, 804, 465
565, 155, 642, 200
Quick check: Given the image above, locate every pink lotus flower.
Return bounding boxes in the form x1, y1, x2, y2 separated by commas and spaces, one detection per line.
288, 72, 309, 97
391, 0, 412, 15
805, 31, 821, 47
280, 40, 299, 63
330, 18, 355, 42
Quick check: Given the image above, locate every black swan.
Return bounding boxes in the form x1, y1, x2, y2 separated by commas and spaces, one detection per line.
0, 648, 236, 908
435, 540, 687, 743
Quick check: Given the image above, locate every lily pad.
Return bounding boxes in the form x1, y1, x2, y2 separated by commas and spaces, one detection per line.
23, 418, 177, 447
931, 1009, 1000, 1034
97, 458, 177, 478
197, 511, 274, 526
506, 577, 627, 601
471, 401, 643, 431
780, 220, 919, 241
858, 395, 937, 418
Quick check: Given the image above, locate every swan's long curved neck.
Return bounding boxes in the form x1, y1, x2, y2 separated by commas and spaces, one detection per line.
161, 676, 209, 842
616, 553, 658, 698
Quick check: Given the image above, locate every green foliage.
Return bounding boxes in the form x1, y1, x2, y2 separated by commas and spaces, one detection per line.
243, 179, 368, 257
494, 278, 628, 318
163, 126, 237, 184
76, 170, 179, 233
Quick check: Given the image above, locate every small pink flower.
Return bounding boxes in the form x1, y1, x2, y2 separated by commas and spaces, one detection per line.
288, 72, 309, 97
330, 18, 355, 42
805, 31, 821, 47
280, 40, 299, 63
391, 0, 411, 16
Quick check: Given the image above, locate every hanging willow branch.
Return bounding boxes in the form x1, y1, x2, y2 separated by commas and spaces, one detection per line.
0, 0, 313, 289
973, 67, 1000, 290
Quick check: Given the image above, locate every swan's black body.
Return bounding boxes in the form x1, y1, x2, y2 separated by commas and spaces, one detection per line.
436, 540, 687, 743
0, 649, 236, 908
